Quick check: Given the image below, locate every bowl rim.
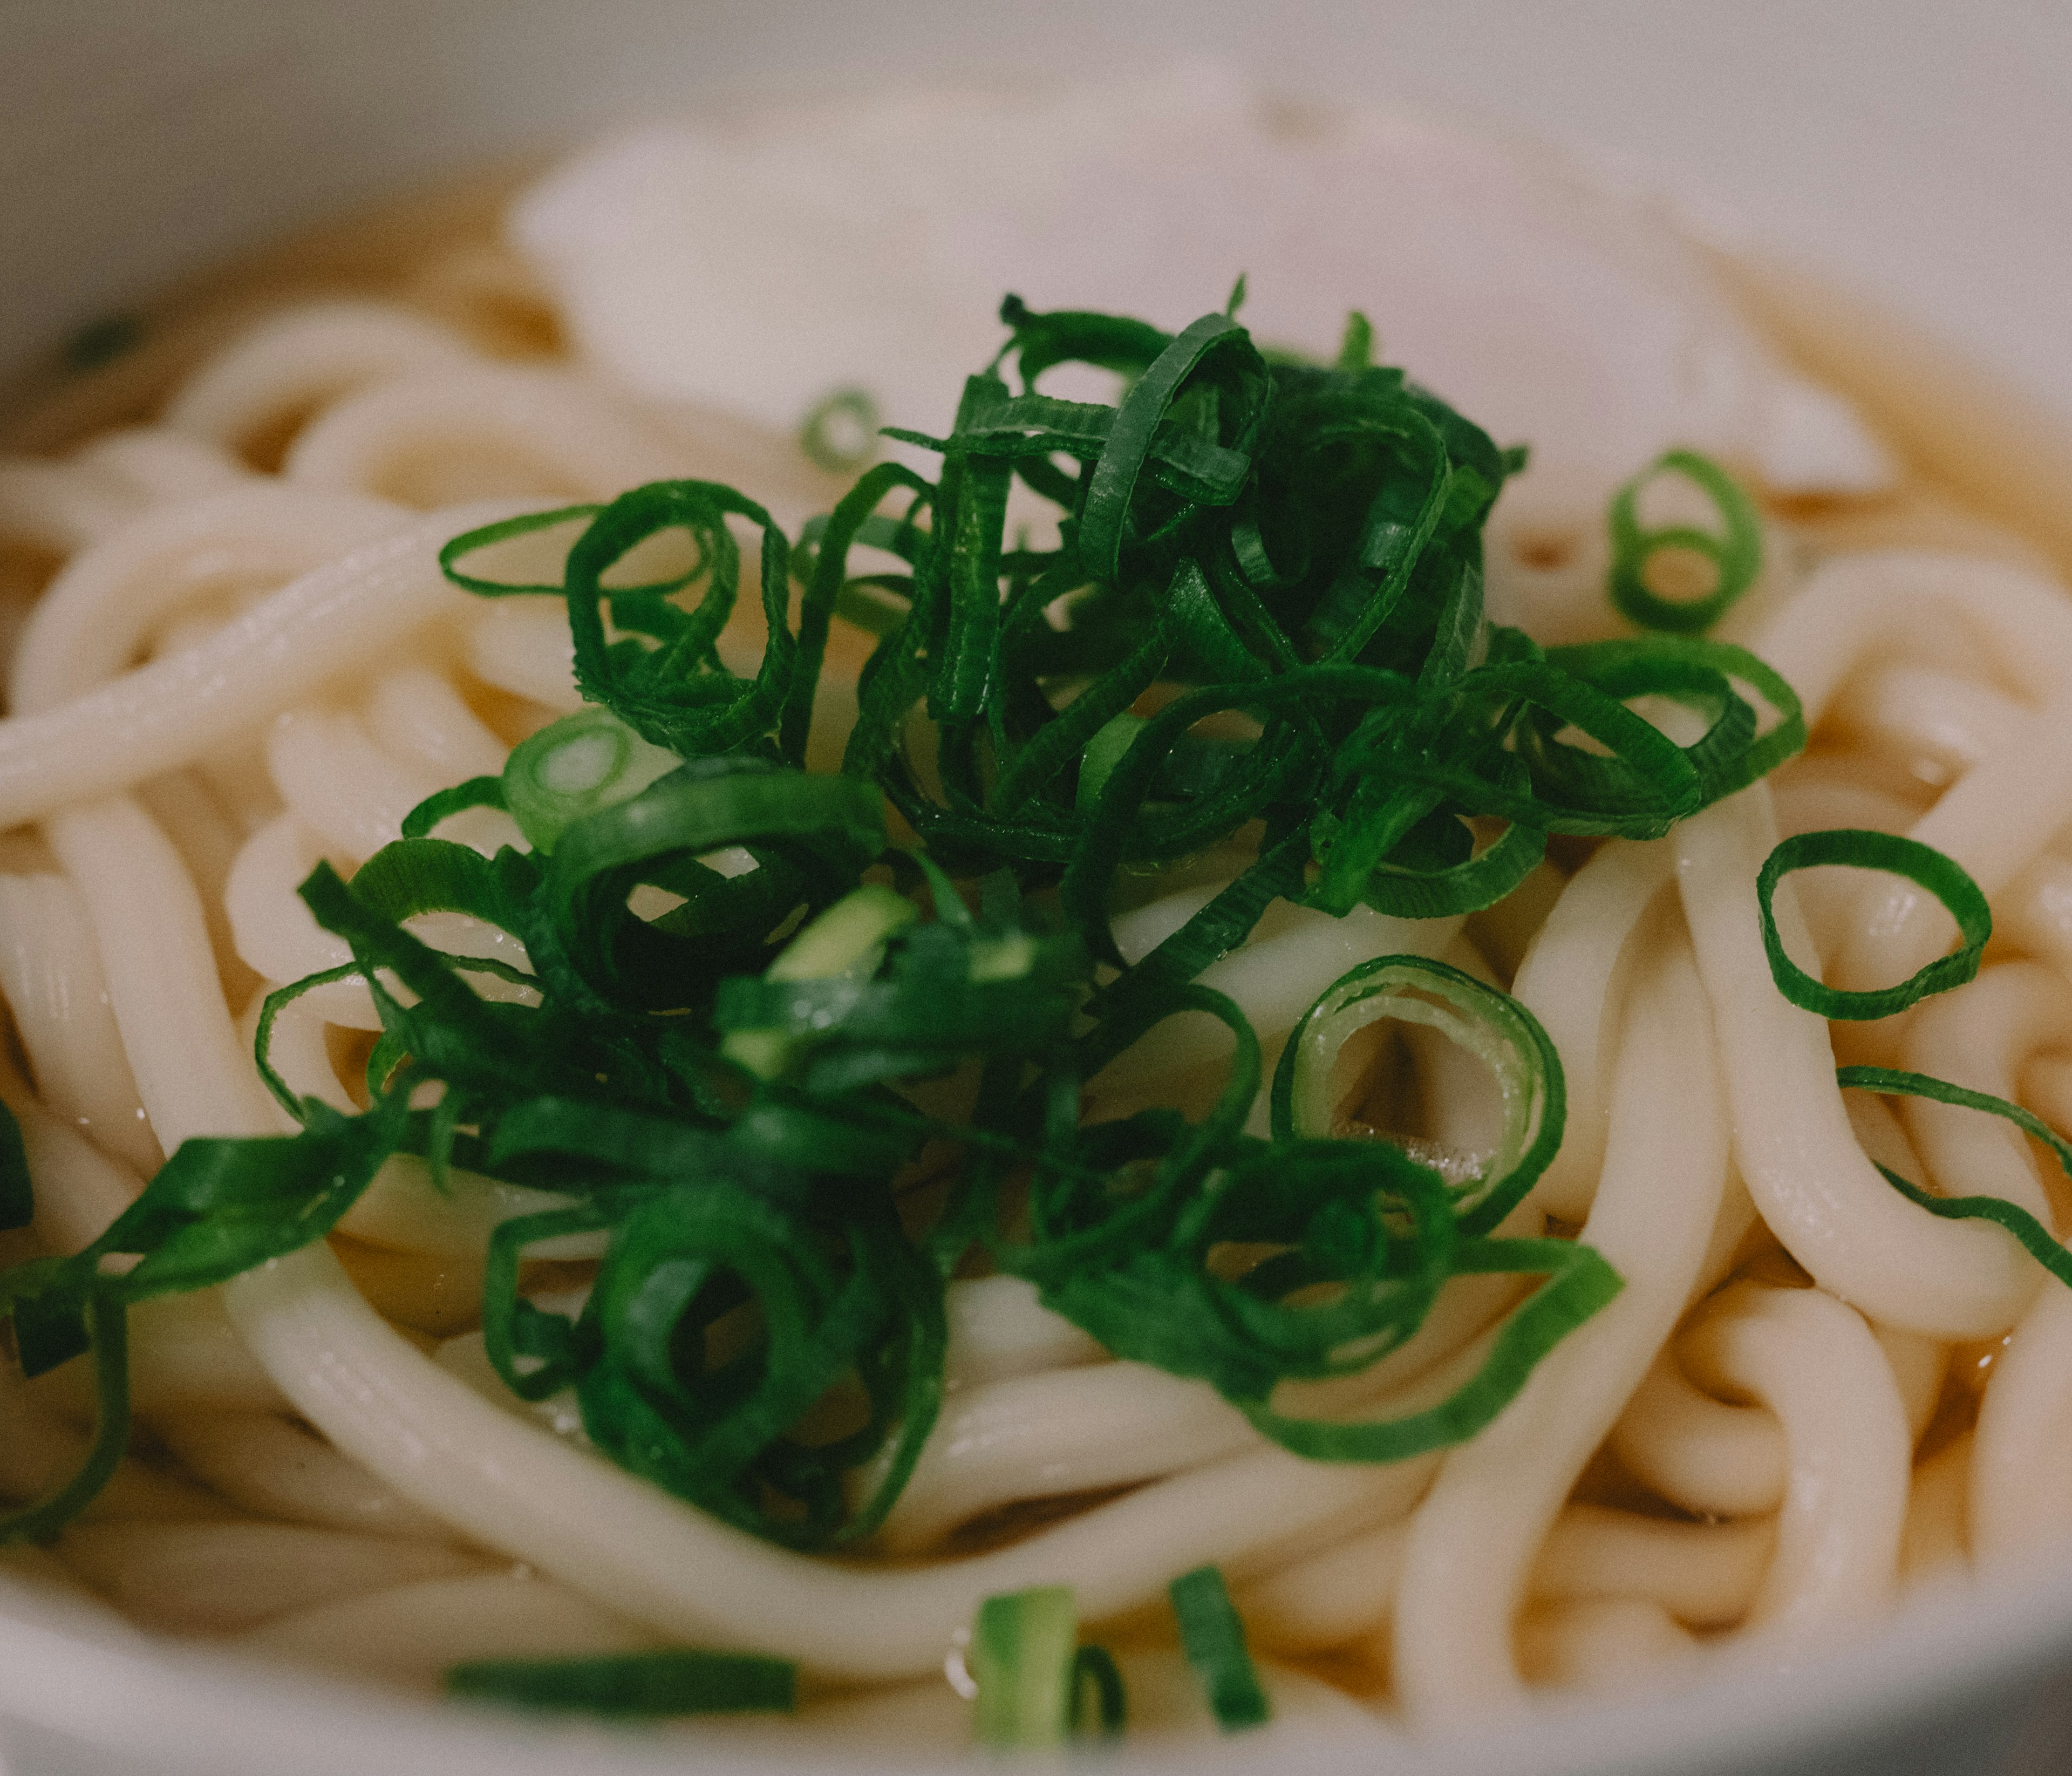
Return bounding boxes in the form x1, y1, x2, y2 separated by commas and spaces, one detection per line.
5, 1537, 2072, 1774
8, 27, 2072, 1775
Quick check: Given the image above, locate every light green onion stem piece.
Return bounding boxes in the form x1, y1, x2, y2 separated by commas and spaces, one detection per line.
721, 882, 919, 1081
502, 706, 683, 855
971, 1585, 1081, 1749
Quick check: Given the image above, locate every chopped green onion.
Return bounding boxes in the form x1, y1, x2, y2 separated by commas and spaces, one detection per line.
1757, 829, 1991, 1019
1838, 1066, 2072, 1289
0, 1286, 128, 1543
501, 707, 684, 855
1073, 1646, 1128, 1739
720, 881, 920, 1081
5, 291, 1788, 1554
400, 774, 507, 840
1607, 449, 1763, 635
1169, 1565, 1269, 1731
971, 1586, 1081, 1748
0, 1101, 30, 1231
799, 387, 882, 473
1270, 955, 1564, 1234
445, 1648, 796, 1716
62, 313, 144, 373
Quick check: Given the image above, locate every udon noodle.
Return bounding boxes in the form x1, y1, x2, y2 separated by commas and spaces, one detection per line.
5, 105, 2072, 1752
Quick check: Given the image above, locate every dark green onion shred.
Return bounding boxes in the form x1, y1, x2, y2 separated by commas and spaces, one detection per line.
445, 1648, 796, 1717
1838, 1066, 2072, 1288
1073, 1644, 1128, 1740
1169, 1564, 1270, 1731
3, 292, 1823, 1586
61, 313, 145, 374
1607, 449, 1763, 635
0, 1101, 31, 1232
1757, 829, 1991, 1019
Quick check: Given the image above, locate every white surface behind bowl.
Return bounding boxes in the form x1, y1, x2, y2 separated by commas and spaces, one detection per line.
5, 4, 2072, 1774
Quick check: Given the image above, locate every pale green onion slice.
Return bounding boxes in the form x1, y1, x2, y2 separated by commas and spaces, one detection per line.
721, 881, 919, 1081
1269, 954, 1564, 1234
970, 1585, 1081, 1749
502, 706, 684, 856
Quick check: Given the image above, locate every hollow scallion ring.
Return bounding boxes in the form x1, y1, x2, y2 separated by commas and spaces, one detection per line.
1757, 829, 1990, 1019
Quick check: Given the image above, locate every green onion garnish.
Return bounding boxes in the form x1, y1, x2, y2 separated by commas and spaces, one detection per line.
501, 706, 684, 855
445, 1648, 796, 1717
1757, 829, 1991, 1019
62, 312, 145, 374
1, 292, 1815, 1554
799, 387, 882, 473
0, 1101, 31, 1233
1607, 448, 1763, 635
1169, 1565, 1269, 1731
969, 1586, 1123, 1747
1838, 1066, 2072, 1288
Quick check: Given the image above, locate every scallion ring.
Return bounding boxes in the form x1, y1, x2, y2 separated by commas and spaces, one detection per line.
1757, 829, 1990, 1019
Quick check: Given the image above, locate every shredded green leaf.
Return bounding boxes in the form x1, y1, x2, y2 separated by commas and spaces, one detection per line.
1758, 829, 1991, 1019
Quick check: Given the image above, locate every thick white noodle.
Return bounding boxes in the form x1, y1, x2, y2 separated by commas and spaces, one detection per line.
228, 1241, 1448, 1680
70, 427, 249, 506
282, 366, 692, 507
1392, 933, 1728, 1726
55, 1521, 486, 1636
1675, 785, 2034, 1336
235, 1570, 660, 1687
0, 458, 141, 555
1902, 962, 2071, 1222
1678, 1281, 1911, 1647
1514, 1598, 1696, 1698
151, 1412, 451, 1541
939, 1276, 1106, 1390
0, 502, 539, 829
1971, 1283, 2072, 1565
161, 303, 481, 457
875, 1361, 1258, 1555
0, 872, 158, 1173
7, 484, 405, 715
1608, 1349, 1787, 1520
1508, 838, 1674, 1220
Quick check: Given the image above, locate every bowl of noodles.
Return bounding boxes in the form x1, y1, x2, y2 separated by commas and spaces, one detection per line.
6, 5, 2072, 1775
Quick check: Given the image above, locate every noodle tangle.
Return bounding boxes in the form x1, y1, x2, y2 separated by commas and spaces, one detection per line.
1, 161, 2070, 1748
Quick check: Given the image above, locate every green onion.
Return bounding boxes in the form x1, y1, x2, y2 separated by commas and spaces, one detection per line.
1607, 450, 1763, 635
0, 1101, 30, 1232
1757, 829, 1991, 1019
1169, 1566, 1269, 1731
799, 387, 881, 473
1073, 1646, 1128, 1739
1271, 955, 1564, 1235
501, 706, 684, 855
4, 292, 1796, 1554
969, 1586, 1124, 1747
1838, 1066, 2072, 1289
62, 313, 144, 373
445, 1648, 796, 1716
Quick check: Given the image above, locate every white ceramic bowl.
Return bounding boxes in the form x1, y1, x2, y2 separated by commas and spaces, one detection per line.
6, 4, 2072, 1773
